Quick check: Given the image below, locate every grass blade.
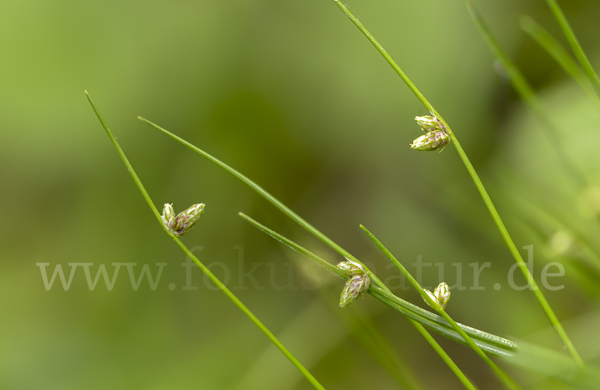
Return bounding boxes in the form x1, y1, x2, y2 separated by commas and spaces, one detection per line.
520, 15, 599, 107
239, 214, 494, 390
467, 5, 585, 367
137, 116, 389, 292
409, 320, 479, 390
328, 301, 426, 389
544, 0, 600, 99
361, 225, 521, 390
85, 91, 327, 390
467, 4, 588, 189
331, 0, 583, 370
239, 212, 516, 357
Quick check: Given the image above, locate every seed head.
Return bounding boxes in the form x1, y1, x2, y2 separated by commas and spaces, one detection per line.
423, 282, 451, 310
339, 274, 371, 308
337, 259, 366, 276
410, 130, 450, 152
162, 203, 205, 236
415, 115, 441, 131
162, 203, 176, 227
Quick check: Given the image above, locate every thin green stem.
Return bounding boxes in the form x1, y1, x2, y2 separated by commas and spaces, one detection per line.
466, 5, 585, 367
520, 15, 600, 108
324, 297, 425, 390
494, 173, 600, 271
409, 319, 479, 390
240, 214, 486, 390
369, 285, 515, 356
452, 132, 584, 367
361, 225, 520, 390
332, 0, 434, 115
137, 110, 516, 356
239, 212, 516, 357
85, 91, 326, 390
544, 0, 600, 99
346, 305, 477, 390
331, 0, 583, 368
468, 5, 588, 190
137, 117, 388, 292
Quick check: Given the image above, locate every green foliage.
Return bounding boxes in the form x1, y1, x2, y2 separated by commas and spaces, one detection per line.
5, 0, 600, 389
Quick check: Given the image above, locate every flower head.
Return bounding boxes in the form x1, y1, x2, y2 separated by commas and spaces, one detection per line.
339, 274, 370, 308
410, 130, 450, 152
423, 282, 451, 310
338, 259, 370, 308
337, 259, 366, 276
415, 115, 441, 131
162, 203, 176, 227
162, 203, 205, 236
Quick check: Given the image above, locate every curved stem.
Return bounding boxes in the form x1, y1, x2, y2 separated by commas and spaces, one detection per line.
544, 0, 600, 99
137, 115, 516, 357
331, 0, 584, 368
240, 212, 516, 357
361, 225, 520, 390
85, 91, 327, 390
137, 116, 388, 292
451, 136, 584, 369
332, 0, 434, 114
240, 214, 499, 390
409, 319, 478, 390
469, 5, 589, 190
520, 15, 600, 109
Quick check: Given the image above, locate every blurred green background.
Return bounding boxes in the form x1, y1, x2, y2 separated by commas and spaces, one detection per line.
3, 0, 600, 389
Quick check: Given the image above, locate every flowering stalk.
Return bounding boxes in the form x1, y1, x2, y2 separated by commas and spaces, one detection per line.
337, 260, 370, 307
415, 115, 441, 131
468, 4, 584, 367
337, 259, 365, 275
423, 282, 451, 310
411, 115, 450, 152
410, 129, 449, 152
86, 91, 327, 390
333, 0, 582, 369
162, 203, 205, 236
360, 224, 521, 390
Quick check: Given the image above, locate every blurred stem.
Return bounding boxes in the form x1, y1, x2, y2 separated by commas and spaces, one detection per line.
544, 0, 600, 99
409, 319, 479, 390
332, 0, 584, 368
137, 117, 388, 292
239, 212, 516, 357
85, 91, 327, 390
241, 215, 482, 390
323, 294, 426, 390
520, 15, 600, 109
468, 5, 588, 190
360, 225, 519, 390
453, 122, 584, 368
136, 66, 515, 356
330, 0, 434, 115
346, 305, 478, 390
494, 173, 600, 271
466, 5, 586, 367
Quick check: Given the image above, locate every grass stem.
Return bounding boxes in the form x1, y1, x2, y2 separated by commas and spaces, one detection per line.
544, 0, 600, 99
361, 225, 520, 390
468, 5, 589, 190
85, 91, 327, 390
239, 212, 516, 357
240, 214, 487, 389
137, 117, 388, 292
520, 15, 600, 109
331, 0, 584, 368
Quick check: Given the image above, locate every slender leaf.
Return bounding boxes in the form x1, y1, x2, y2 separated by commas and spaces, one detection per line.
86, 91, 327, 390
544, 0, 600, 99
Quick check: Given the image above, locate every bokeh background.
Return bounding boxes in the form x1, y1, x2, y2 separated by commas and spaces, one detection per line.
2, 0, 600, 389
